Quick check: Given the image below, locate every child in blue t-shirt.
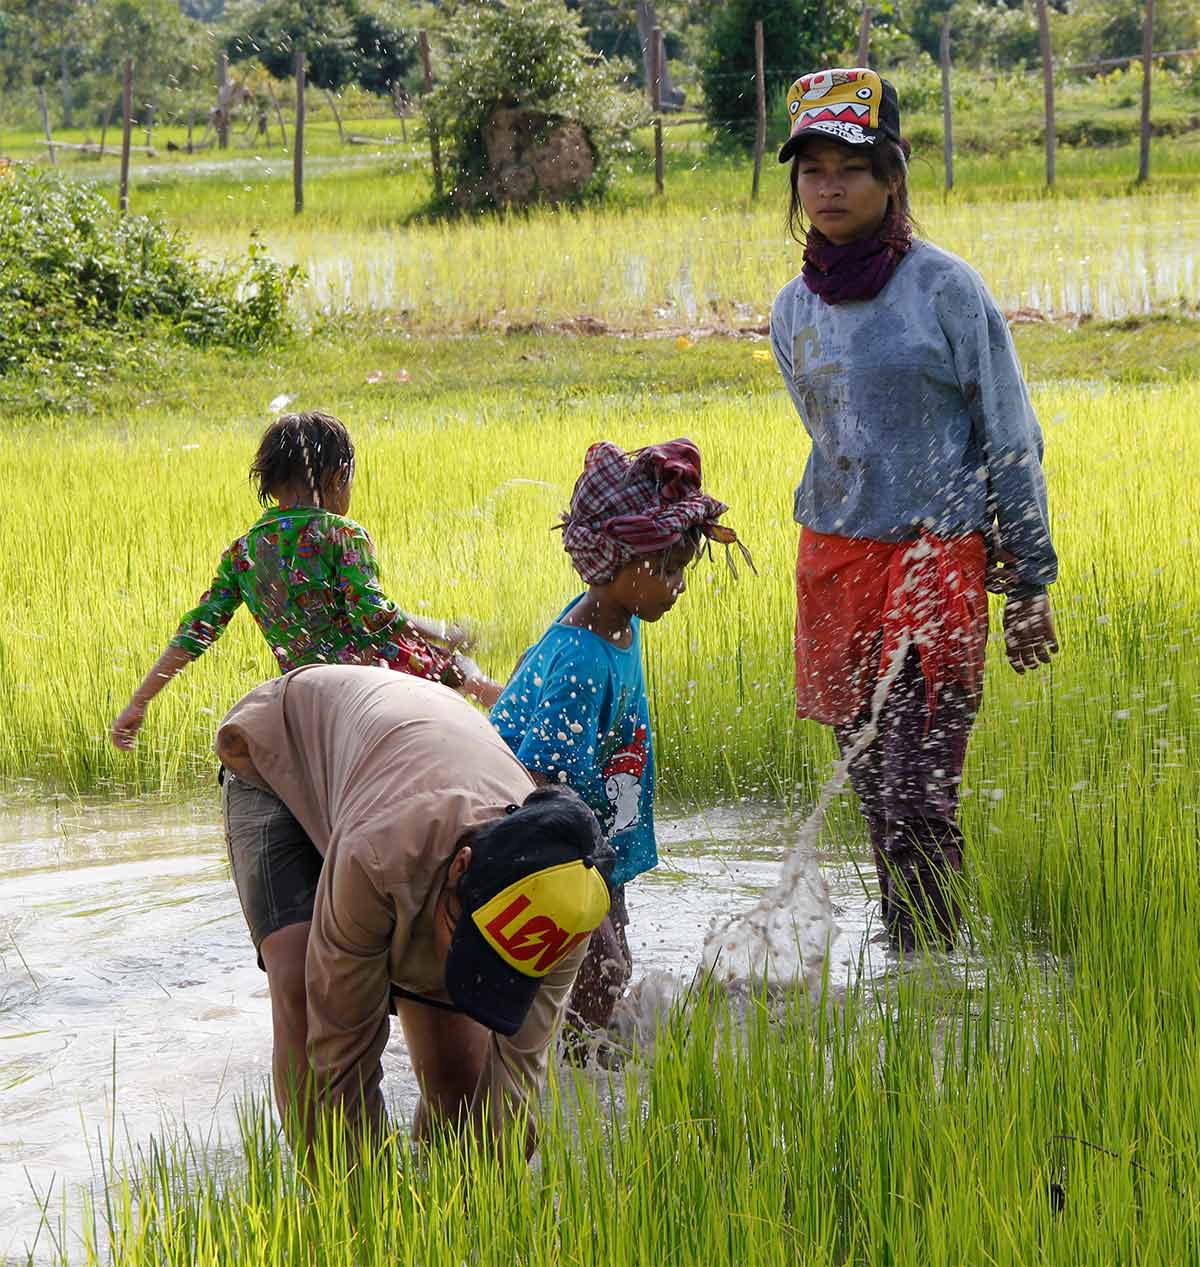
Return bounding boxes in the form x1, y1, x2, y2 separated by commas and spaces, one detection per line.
491, 438, 751, 1042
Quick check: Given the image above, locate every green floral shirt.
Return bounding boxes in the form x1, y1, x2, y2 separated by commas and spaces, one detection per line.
171, 506, 440, 678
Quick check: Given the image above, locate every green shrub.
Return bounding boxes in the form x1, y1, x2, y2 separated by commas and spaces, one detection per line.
424, 0, 644, 209
0, 166, 300, 377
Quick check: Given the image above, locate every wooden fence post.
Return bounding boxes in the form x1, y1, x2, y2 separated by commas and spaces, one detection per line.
1036, 0, 1055, 188
144, 100, 155, 150
856, 5, 873, 66
119, 60, 133, 214
294, 51, 305, 214
217, 52, 230, 150
652, 26, 665, 196
419, 32, 443, 199
751, 19, 766, 200
187, 108, 195, 154
1138, 0, 1155, 182
38, 86, 57, 164
940, 14, 954, 192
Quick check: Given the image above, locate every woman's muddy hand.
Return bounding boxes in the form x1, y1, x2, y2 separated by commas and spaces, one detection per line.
1003, 594, 1059, 674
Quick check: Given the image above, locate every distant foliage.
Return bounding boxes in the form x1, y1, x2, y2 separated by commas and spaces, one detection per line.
425, 0, 644, 208
226, 0, 416, 95
700, 0, 858, 147
0, 167, 299, 376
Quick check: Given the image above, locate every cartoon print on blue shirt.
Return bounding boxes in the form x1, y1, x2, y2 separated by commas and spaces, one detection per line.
603, 724, 647, 836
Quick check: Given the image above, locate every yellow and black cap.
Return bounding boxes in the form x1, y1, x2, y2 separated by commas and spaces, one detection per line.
445, 785, 613, 1037
778, 67, 901, 162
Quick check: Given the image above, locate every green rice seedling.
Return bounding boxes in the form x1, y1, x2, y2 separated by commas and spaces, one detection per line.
161, 186, 1200, 327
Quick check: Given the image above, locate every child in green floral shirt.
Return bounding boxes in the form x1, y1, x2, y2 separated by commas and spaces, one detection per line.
112, 411, 498, 750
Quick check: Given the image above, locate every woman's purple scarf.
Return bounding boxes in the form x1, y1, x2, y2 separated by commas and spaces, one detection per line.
802, 209, 913, 305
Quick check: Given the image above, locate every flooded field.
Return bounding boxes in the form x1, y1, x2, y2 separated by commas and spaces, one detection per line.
0, 796, 896, 1262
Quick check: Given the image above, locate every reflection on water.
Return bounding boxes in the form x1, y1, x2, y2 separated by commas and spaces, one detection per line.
0, 796, 888, 1262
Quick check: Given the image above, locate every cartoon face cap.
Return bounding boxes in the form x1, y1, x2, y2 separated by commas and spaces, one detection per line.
444, 785, 613, 1037
778, 67, 901, 162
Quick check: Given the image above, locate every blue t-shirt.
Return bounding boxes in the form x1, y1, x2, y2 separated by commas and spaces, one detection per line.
490, 598, 657, 888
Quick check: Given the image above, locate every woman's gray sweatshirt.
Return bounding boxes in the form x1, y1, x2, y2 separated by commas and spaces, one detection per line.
770, 239, 1057, 591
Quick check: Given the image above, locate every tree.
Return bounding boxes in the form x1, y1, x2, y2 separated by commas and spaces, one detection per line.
700, 0, 858, 146
901, 0, 1035, 67
0, 0, 96, 124
226, 0, 415, 95
85, 0, 208, 120
180, 0, 227, 17
1059, 0, 1199, 63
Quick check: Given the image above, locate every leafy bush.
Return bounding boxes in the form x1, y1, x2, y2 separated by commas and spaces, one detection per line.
0, 166, 299, 377
424, 0, 644, 208
700, 0, 858, 148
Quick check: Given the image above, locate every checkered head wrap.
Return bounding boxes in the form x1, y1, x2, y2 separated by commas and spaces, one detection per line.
558, 438, 753, 585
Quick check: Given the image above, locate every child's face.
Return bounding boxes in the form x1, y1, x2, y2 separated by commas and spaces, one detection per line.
611, 541, 696, 622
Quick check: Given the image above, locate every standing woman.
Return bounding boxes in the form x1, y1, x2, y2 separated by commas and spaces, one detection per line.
769, 68, 1059, 951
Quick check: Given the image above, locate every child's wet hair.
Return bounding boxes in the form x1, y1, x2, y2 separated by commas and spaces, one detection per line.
250, 411, 355, 507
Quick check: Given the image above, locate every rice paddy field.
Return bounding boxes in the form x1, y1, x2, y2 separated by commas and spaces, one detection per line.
2, 119, 1199, 1264
68, 128, 1200, 323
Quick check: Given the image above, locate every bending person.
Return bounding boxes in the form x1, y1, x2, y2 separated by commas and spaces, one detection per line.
216, 663, 612, 1157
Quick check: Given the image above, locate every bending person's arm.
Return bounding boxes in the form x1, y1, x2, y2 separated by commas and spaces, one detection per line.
470, 935, 589, 1158
303, 828, 397, 1153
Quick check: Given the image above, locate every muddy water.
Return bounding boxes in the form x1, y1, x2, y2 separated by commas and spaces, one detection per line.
0, 797, 888, 1261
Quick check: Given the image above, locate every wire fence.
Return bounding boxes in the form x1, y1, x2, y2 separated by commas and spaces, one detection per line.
7, 16, 1198, 212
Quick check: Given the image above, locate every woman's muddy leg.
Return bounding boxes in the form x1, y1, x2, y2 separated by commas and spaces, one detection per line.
223, 773, 324, 1133
836, 676, 902, 935
565, 914, 631, 1032
877, 660, 978, 949
563, 889, 632, 1063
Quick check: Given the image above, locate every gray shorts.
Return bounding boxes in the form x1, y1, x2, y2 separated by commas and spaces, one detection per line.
222, 773, 322, 968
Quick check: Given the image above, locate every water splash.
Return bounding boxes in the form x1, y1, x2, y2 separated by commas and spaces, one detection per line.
605, 637, 912, 1059
700, 634, 910, 994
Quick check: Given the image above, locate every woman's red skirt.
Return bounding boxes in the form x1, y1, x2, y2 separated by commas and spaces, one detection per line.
794, 527, 989, 728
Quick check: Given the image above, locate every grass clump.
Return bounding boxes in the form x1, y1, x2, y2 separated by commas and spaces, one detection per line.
0, 166, 299, 380
46, 949, 1200, 1266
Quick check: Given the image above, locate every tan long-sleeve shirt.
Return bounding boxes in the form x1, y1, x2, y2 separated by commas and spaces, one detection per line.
216, 664, 583, 1143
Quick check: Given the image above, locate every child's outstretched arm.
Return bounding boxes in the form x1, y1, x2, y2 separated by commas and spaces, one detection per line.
405, 614, 476, 653
451, 654, 503, 709
111, 644, 196, 750
112, 551, 243, 751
